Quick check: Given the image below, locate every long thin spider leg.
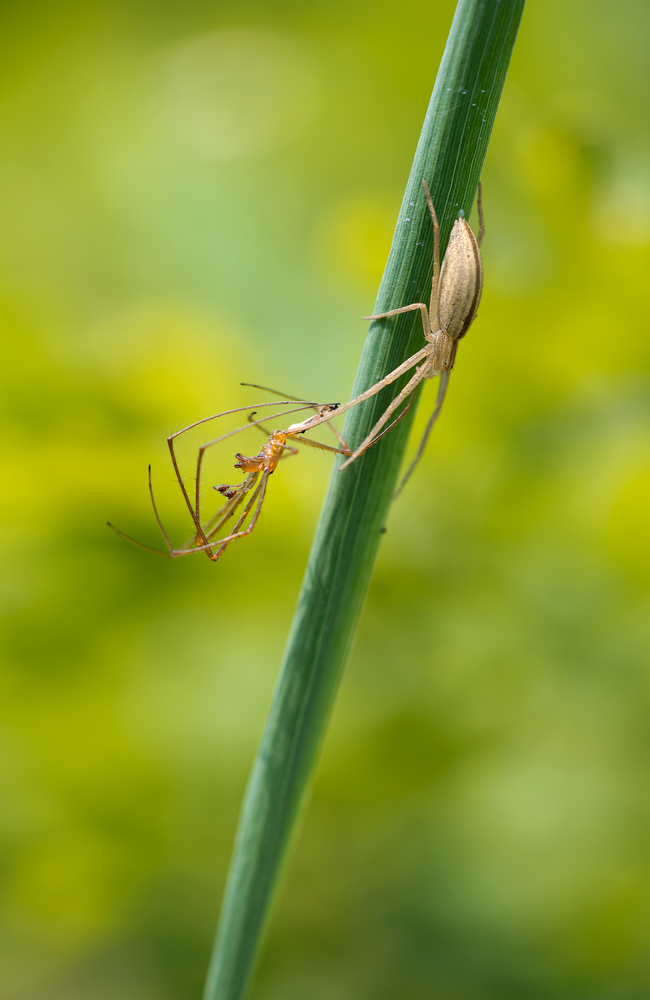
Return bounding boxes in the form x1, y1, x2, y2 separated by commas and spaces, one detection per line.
106, 522, 171, 558
163, 494, 266, 557
192, 403, 321, 453
168, 402, 317, 539
209, 471, 270, 562
317, 418, 349, 451
148, 476, 267, 560
194, 419, 262, 529
298, 347, 430, 437
148, 463, 214, 557
241, 382, 301, 401
363, 302, 432, 342
247, 409, 274, 438
109, 510, 236, 563
173, 401, 319, 546
364, 386, 416, 448
284, 433, 350, 456
168, 400, 319, 444
476, 180, 485, 247
393, 370, 450, 499
201, 477, 257, 540
339, 365, 428, 469
223, 478, 264, 537
170, 539, 236, 557
206, 497, 260, 561
167, 437, 211, 549
291, 410, 350, 451
422, 179, 441, 320
242, 382, 349, 451
317, 393, 414, 477
193, 443, 256, 546
111, 491, 263, 559
194, 442, 207, 531
108, 469, 250, 560
243, 411, 308, 452
162, 535, 250, 558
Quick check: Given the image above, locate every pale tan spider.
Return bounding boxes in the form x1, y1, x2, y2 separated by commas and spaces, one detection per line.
288, 179, 484, 492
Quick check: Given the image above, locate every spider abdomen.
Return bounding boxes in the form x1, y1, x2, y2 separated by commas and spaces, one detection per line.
436, 218, 483, 341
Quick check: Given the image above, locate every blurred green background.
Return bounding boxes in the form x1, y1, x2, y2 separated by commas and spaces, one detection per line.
2, 0, 650, 997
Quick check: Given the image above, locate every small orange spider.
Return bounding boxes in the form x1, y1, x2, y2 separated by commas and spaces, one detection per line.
108, 386, 413, 562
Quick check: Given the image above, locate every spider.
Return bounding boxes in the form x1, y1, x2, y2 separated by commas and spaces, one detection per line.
284, 179, 484, 494
108, 384, 413, 562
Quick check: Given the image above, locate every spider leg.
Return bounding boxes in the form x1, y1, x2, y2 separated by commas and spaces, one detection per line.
339, 364, 428, 469
133, 471, 269, 561
363, 301, 432, 342
318, 417, 349, 452
106, 522, 171, 558
241, 381, 301, 401
107, 465, 249, 560
242, 382, 349, 451
299, 347, 430, 438
192, 402, 322, 521
147, 463, 215, 558
243, 415, 302, 455
169, 400, 318, 443
107, 510, 246, 562
245, 410, 273, 437
128, 466, 258, 561
166, 401, 317, 538
203, 473, 259, 538
422, 179, 441, 320
364, 386, 416, 447
166, 475, 267, 559
476, 180, 485, 247
393, 370, 450, 499
284, 433, 350, 456
208, 470, 270, 561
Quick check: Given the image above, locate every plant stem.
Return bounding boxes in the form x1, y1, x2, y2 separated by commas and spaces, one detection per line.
203, 2, 526, 997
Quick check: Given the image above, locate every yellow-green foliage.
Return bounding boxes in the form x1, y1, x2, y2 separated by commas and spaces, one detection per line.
2, 1, 650, 998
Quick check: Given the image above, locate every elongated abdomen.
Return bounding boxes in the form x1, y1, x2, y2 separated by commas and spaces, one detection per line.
435, 218, 483, 340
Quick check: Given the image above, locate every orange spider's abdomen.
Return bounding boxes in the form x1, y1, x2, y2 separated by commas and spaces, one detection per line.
264, 433, 287, 472
234, 433, 288, 474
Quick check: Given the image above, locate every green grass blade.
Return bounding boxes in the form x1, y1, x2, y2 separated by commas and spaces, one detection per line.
203, 2, 526, 998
